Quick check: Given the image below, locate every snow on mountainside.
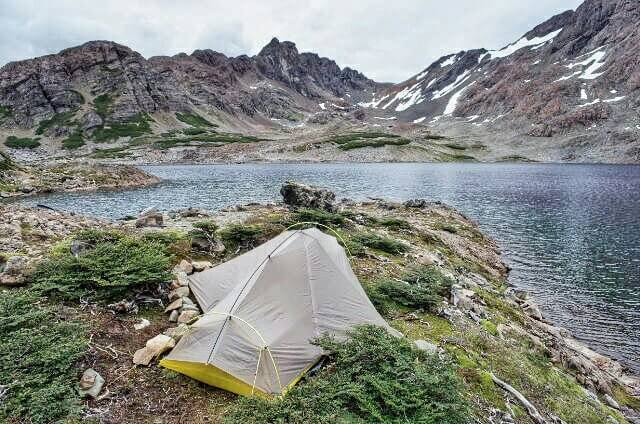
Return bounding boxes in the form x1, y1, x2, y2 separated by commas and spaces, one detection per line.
357, 0, 640, 161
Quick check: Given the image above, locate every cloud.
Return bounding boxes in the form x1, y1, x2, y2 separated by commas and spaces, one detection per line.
0, 0, 583, 82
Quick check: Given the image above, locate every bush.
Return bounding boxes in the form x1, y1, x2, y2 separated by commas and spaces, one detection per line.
338, 137, 411, 151
0, 149, 16, 171
62, 132, 85, 150
92, 113, 153, 142
218, 224, 267, 249
36, 111, 76, 135
290, 208, 347, 227
351, 232, 409, 254
374, 265, 453, 312
225, 325, 469, 424
376, 217, 411, 230
0, 290, 87, 423
176, 112, 217, 128
29, 230, 173, 302
4, 135, 41, 149
94, 93, 113, 118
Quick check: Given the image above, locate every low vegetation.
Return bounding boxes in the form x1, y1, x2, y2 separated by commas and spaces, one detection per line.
327, 131, 412, 151
0, 149, 16, 171
92, 113, 153, 142
175, 111, 217, 128
0, 105, 12, 121
4, 135, 41, 149
225, 325, 469, 424
94, 93, 113, 119
61, 132, 85, 150
155, 132, 262, 149
217, 223, 271, 250
36, 111, 76, 135
91, 146, 132, 159
29, 229, 177, 302
289, 208, 347, 227
0, 289, 87, 423
351, 231, 409, 255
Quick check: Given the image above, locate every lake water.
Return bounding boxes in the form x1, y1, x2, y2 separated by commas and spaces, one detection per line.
12, 163, 640, 373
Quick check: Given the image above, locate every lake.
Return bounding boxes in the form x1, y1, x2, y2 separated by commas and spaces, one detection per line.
12, 163, 640, 373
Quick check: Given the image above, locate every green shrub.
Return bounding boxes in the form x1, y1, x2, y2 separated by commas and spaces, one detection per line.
94, 93, 113, 118
338, 138, 411, 151
182, 127, 208, 135
91, 146, 131, 159
0, 105, 12, 121
218, 224, 267, 249
92, 113, 153, 142
4, 135, 41, 149
154, 132, 262, 149
351, 232, 409, 254
29, 230, 173, 302
225, 325, 469, 424
0, 290, 87, 423
36, 111, 76, 135
375, 265, 453, 312
376, 217, 411, 230
175, 111, 217, 128
62, 132, 85, 150
0, 150, 16, 171
328, 132, 400, 144
290, 208, 347, 227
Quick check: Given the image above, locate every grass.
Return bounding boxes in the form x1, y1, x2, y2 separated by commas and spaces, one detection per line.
4, 135, 41, 149
29, 229, 176, 302
224, 325, 469, 424
0, 289, 87, 423
154, 132, 262, 149
375, 217, 411, 230
176, 111, 217, 128
327, 132, 411, 151
351, 231, 409, 255
62, 132, 85, 150
91, 146, 132, 159
36, 111, 76, 135
92, 113, 153, 142
94, 93, 113, 119
370, 265, 454, 313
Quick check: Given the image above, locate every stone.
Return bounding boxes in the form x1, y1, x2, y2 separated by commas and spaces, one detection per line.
404, 199, 430, 209
169, 286, 190, 300
78, 368, 105, 398
107, 299, 138, 314
414, 339, 439, 354
178, 207, 209, 218
80, 111, 103, 133
0, 255, 29, 286
135, 213, 163, 228
164, 298, 183, 312
172, 270, 190, 287
522, 300, 544, 321
604, 394, 620, 409
180, 304, 200, 312
177, 310, 199, 324
176, 259, 193, 275
163, 324, 190, 342
191, 260, 213, 272
132, 334, 175, 366
70, 240, 91, 257
168, 310, 179, 322
134, 318, 151, 330
280, 181, 336, 212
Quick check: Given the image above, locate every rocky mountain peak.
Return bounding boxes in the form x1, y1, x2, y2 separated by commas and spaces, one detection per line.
257, 37, 299, 58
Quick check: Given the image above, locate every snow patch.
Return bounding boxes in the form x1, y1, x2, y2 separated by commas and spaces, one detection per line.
358, 94, 389, 109
444, 81, 476, 115
373, 116, 397, 120
532, 59, 541, 65
604, 96, 626, 103
488, 28, 563, 59
478, 52, 490, 63
416, 69, 430, 80
578, 98, 601, 107
440, 55, 458, 67
413, 117, 427, 123
467, 115, 480, 122
566, 47, 607, 80
432, 70, 472, 100
554, 71, 581, 82
318, 102, 326, 110
580, 89, 588, 100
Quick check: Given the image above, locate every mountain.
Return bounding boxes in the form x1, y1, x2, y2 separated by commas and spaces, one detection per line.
0, 0, 638, 163
361, 0, 640, 162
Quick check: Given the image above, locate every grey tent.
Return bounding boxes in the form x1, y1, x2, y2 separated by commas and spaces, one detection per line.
160, 228, 398, 396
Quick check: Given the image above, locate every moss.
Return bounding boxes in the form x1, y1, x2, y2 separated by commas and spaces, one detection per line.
92, 113, 153, 142
94, 93, 113, 119
62, 132, 85, 150
0, 289, 87, 423
481, 319, 499, 336
91, 146, 132, 159
36, 111, 76, 135
175, 111, 217, 128
4, 135, 41, 149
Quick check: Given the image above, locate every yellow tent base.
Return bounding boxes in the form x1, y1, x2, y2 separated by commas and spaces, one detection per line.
160, 358, 320, 398
160, 359, 270, 398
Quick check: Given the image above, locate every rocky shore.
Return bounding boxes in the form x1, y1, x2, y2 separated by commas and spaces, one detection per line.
0, 182, 638, 423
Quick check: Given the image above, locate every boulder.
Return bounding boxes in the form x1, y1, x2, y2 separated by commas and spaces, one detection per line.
604, 394, 620, 409
132, 334, 175, 366
107, 299, 138, 314
164, 298, 183, 312
178, 207, 209, 218
70, 240, 91, 257
191, 260, 213, 272
404, 199, 430, 209
168, 310, 179, 322
168, 286, 190, 300
163, 324, 190, 342
133, 318, 151, 331
78, 368, 105, 398
280, 181, 336, 212
414, 339, 439, 354
175, 259, 193, 275
80, 111, 103, 133
172, 270, 190, 287
135, 208, 163, 228
0, 255, 29, 286
177, 310, 199, 324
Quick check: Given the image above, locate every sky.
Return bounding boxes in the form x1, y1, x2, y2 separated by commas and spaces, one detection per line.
0, 0, 583, 82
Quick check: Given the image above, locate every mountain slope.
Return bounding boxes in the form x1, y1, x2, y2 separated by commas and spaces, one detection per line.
358, 0, 640, 162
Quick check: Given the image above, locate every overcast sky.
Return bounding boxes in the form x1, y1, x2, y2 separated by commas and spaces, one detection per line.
1, 0, 583, 82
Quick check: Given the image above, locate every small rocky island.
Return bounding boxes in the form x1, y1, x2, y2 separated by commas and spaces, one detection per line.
0, 181, 638, 423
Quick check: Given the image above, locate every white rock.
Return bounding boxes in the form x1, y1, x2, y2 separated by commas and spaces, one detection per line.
78, 368, 105, 398
134, 318, 151, 330
414, 339, 439, 354
132, 334, 175, 366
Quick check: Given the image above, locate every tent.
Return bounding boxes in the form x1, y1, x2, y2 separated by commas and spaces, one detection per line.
160, 227, 398, 397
